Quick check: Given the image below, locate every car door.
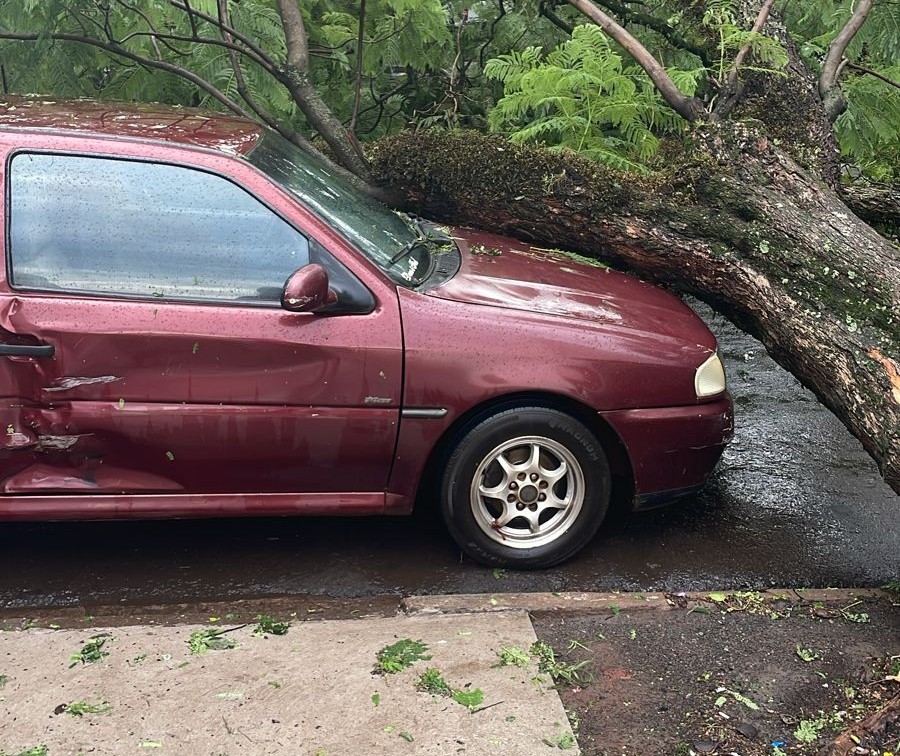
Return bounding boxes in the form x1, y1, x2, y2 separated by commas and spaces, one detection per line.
0, 144, 402, 504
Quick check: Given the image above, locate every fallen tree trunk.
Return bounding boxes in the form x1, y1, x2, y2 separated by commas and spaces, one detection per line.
819, 693, 900, 756
372, 123, 900, 493
840, 180, 900, 231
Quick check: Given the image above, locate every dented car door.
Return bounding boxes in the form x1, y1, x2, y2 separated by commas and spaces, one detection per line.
0, 147, 402, 500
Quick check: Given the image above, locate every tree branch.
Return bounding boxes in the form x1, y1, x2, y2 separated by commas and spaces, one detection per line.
272, 0, 371, 179
167, 0, 279, 74
846, 60, 900, 90
593, 0, 712, 66
116, 0, 191, 58
350, 0, 366, 131
0, 28, 252, 119
275, 0, 309, 71
819, 0, 874, 122
566, 0, 706, 122
216, 1, 281, 130
712, 0, 777, 120
212, 0, 355, 182
539, 1, 575, 35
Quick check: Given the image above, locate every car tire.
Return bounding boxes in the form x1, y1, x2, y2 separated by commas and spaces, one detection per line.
440, 406, 611, 569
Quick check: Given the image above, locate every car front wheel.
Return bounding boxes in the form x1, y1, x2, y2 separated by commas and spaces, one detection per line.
441, 406, 611, 568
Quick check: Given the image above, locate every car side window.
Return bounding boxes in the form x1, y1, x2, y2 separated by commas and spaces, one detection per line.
7, 152, 310, 303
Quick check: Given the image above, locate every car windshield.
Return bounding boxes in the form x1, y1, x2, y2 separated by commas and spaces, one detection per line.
247, 132, 433, 287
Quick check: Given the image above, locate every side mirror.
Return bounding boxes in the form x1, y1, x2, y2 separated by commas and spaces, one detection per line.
281, 264, 338, 313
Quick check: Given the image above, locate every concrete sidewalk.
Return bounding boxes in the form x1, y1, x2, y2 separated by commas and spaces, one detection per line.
0, 611, 575, 756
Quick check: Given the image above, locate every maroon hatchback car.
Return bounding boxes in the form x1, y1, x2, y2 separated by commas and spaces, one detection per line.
0, 98, 732, 568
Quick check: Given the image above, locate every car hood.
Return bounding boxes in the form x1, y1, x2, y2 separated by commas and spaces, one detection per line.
426, 228, 716, 349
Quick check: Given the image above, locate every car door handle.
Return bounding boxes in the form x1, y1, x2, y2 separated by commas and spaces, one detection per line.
0, 343, 55, 358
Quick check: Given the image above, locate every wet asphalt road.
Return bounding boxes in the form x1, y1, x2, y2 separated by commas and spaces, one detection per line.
0, 304, 896, 611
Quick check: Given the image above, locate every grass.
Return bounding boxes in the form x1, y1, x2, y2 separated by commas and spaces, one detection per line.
374, 639, 431, 675
0, 674, 8, 688
1, 749, 49, 756
69, 634, 111, 667
188, 628, 237, 655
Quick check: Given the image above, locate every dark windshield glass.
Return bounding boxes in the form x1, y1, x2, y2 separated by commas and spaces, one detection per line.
247, 133, 431, 286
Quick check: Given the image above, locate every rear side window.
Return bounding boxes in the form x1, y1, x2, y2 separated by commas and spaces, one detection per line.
7, 153, 309, 303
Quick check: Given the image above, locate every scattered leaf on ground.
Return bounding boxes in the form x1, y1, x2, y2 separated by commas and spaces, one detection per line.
530, 640, 590, 687
496, 646, 531, 668
794, 717, 826, 743
416, 668, 452, 696
374, 639, 431, 675
253, 614, 290, 637
717, 687, 760, 711
451, 687, 485, 709
69, 634, 111, 667
60, 700, 112, 716
188, 628, 237, 655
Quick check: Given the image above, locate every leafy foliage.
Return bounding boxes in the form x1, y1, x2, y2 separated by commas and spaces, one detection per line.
253, 614, 290, 637
780, 0, 900, 180
415, 667, 484, 710
703, 0, 788, 82
834, 64, 900, 181
61, 700, 112, 716
69, 634, 111, 667
485, 25, 684, 171
188, 627, 237, 654
416, 667, 452, 695
0, 0, 894, 179
374, 638, 431, 674
530, 640, 591, 687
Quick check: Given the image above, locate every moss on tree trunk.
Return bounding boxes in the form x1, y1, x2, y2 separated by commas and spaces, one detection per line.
372, 124, 900, 493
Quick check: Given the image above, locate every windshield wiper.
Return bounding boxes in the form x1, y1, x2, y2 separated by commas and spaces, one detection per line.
388, 217, 449, 265
388, 223, 428, 265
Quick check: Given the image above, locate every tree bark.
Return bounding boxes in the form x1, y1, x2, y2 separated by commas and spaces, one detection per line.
818, 694, 900, 756
372, 125, 900, 493
274, 0, 371, 180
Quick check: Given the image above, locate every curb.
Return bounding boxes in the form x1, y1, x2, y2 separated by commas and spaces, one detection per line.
1, 588, 889, 629
401, 587, 890, 615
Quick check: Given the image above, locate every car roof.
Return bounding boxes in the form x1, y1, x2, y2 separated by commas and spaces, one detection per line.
0, 96, 264, 155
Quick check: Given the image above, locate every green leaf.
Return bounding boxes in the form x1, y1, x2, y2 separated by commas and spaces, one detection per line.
374, 639, 431, 675
451, 687, 485, 709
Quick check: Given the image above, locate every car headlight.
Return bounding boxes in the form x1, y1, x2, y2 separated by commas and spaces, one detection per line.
695, 352, 726, 398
